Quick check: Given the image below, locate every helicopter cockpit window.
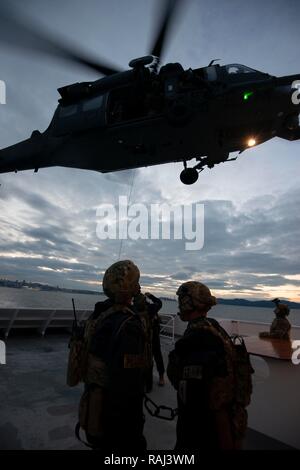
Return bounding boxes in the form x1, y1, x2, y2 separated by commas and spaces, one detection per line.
205, 66, 218, 81
82, 95, 104, 112
225, 64, 259, 75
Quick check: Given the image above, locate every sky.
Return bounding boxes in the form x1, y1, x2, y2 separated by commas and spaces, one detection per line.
0, 0, 300, 301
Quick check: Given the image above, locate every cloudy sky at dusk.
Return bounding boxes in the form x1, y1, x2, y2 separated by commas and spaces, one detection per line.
0, 0, 300, 301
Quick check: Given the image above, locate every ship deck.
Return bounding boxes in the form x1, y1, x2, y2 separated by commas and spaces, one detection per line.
0, 331, 295, 450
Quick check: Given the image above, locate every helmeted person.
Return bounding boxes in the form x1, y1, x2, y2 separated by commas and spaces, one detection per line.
147, 293, 166, 388
133, 291, 165, 391
167, 281, 248, 450
85, 260, 147, 452
259, 298, 291, 340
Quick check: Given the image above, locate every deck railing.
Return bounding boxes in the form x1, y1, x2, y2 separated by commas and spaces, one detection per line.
159, 313, 175, 344
0, 308, 91, 338
1, 308, 299, 340
0, 308, 176, 342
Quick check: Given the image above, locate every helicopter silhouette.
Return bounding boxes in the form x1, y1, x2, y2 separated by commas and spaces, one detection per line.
0, 0, 299, 185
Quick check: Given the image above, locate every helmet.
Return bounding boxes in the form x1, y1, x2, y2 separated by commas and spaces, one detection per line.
275, 303, 290, 317
102, 260, 140, 303
176, 281, 217, 314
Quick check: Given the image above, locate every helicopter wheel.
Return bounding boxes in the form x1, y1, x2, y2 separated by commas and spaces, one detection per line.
180, 168, 199, 185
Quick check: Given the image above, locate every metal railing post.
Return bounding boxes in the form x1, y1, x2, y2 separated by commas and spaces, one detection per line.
40, 310, 57, 336
5, 309, 19, 339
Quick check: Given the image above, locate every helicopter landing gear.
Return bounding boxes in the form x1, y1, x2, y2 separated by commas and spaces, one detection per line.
180, 161, 199, 185
180, 168, 198, 185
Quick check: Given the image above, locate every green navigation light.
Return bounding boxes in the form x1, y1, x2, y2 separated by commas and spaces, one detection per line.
243, 91, 254, 101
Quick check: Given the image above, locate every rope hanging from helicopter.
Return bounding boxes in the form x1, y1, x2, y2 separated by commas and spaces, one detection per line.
117, 169, 136, 260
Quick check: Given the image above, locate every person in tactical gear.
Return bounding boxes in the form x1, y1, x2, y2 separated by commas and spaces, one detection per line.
85, 260, 147, 452
259, 298, 291, 340
148, 293, 166, 388
133, 292, 165, 392
167, 281, 247, 450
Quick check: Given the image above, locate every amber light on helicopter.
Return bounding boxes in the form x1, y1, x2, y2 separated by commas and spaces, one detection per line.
247, 138, 256, 147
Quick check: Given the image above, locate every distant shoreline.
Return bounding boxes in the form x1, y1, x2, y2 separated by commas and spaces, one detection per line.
0, 283, 299, 310
0, 282, 102, 297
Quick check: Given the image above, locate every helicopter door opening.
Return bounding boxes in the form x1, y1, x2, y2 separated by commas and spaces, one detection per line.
107, 85, 151, 124
53, 94, 106, 136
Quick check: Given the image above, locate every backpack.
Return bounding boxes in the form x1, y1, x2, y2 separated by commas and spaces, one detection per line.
67, 300, 121, 387
188, 318, 254, 405
67, 320, 86, 387
188, 318, 254, 440
231, 335, 254, 407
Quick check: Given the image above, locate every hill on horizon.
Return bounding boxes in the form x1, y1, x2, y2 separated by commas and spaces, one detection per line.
1, 279, 299, 310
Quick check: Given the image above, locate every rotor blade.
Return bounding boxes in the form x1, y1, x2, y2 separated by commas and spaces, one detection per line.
0, 5, 120, 76
149, 0, 181, 60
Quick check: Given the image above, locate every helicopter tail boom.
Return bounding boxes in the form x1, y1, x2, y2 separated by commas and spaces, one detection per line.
0, 132, 49, 174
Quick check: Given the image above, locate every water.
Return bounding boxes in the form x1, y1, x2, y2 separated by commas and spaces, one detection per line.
0, 286, 102, 310
1, 286, 300, 326
161, 297, 300, 327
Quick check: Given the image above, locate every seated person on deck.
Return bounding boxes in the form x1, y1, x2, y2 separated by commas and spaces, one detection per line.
259, 299, 291, 340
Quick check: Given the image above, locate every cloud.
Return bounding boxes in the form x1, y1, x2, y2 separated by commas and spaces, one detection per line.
170, 272, 190, 281
1, 170, 300, 298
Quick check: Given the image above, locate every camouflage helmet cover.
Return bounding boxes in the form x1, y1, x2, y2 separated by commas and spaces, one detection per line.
102, 260, 140, 302
275, 303, 290, 317
176, 281, 217, 313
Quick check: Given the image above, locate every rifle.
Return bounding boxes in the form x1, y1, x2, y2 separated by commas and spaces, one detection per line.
72, 298, 78, 330
69, 298, 85, 347
67, 299, 87, 387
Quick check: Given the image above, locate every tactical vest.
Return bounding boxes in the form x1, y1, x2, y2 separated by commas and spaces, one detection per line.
187, 318, 254, 440
67, 304, 136, 387
69, 303, 141, 448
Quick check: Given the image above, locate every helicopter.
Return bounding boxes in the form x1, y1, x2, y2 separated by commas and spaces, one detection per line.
0, 0, 299, 185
